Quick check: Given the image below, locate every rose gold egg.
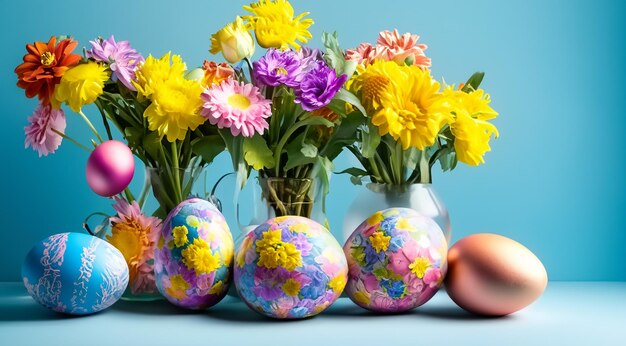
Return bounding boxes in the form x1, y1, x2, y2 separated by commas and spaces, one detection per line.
445, 233, 547, 316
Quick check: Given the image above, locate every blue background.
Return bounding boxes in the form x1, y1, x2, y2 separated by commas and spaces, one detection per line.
1, 0, 624, 282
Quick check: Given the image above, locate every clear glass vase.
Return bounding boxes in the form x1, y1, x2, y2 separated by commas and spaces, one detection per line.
146, 162, 206, 218
342, 183, 451, 242
233, 175, 327, 241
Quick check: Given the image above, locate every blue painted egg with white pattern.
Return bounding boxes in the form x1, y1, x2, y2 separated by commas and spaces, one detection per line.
22, 232, 129, 315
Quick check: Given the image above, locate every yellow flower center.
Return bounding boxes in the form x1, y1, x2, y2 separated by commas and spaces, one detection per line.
362, 75, 389, 107
409, 257, 431, 279
227, 93, 251, 110
40, 52, 55, 66
274, 67, 288, 76
107, 220, 147, 265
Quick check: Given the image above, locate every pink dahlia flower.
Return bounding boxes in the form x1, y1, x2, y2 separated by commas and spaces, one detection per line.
376, 29, 431, 67
24, 103, 66, 157
201, 79, 272, 137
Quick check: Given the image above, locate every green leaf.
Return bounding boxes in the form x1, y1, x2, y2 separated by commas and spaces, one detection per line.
284, 133, 317, 171
462, 72, 485, 93
142, 131, 162, 162
301, 142, 318, 158
336, 167, 368, 186
243, 135, 275, 170
333, 88, 367, 117
438, 147, 458, 172
321, 31, 357, 79
321, 111, 367, 161
362, 122, 381, 158
312, 156, 334, 212
403, 147, 420, 171
124, 127, 143, 149
191, 135, 225, 165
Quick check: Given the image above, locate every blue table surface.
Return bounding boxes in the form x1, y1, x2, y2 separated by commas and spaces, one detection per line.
0, 282, 624, 346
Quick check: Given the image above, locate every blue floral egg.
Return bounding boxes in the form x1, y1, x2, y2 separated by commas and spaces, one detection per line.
234, 216, 348, 319
154, 198, 234, 310
22, 232, 129, 315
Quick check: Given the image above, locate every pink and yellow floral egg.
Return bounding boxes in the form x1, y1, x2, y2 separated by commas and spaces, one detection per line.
344, 208, 448, 313
234, 216, 348, 319
154, 198, 234, 310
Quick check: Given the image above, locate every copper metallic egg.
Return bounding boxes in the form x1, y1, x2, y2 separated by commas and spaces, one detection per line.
445, 233, 547, 316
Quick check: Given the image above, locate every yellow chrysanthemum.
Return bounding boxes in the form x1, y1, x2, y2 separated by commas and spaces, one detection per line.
281, 278, 301, 296
172, 225, 189, 247
373, 65, 449, 150
409, 257, 431, 279
328, 275, 346, 293
133, 52, 205, 142
451, 109, 499, 166
133, 52, 187, 98
369, 231, 391, 253
433, 87, 499, 166
144, 77, 205, 142
166, 274, 189, 300
256, 229, 302, 270
210, 16, 255, 63
181, 238, 221, 274
54, 62, 109, 112
243, 0, 313, 50
349, 61, 407, 113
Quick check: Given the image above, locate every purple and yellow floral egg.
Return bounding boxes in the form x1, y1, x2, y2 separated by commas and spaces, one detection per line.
234, 216, 348, 319
22, 232, 129, 315
344, 208, 448, 313
154, 198, 234, 310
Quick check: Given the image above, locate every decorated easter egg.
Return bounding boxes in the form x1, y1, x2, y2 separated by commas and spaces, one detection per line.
234, 216, 348, 319
22, 232, 129, 315
344, 208, 448, 313
445, 233, 547, 316
86, 140, 135, 197
154, 198, 234, 310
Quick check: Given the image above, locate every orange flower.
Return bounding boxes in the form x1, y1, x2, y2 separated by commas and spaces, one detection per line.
15, 36, 81, 107
201, 60, 235, 88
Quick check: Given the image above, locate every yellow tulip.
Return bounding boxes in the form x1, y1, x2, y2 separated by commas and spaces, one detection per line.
210, 16, 255, 63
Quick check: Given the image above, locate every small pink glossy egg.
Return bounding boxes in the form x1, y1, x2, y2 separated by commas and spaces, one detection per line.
86, 140, 134, 197
445, 233, 547, 316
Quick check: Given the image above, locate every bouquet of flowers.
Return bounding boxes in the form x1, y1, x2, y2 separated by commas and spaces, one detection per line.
339, 30, 500, 185
203, 0, 364, 222
15, 35, 226, 296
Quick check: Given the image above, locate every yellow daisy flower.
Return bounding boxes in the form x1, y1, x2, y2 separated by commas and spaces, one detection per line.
243, 0, 313, 50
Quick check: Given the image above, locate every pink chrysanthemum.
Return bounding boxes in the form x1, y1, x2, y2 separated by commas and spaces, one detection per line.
376, 29, 431, 68
201, 79, 272, 137
24, 103, 66, 157
107, 196, 162, 295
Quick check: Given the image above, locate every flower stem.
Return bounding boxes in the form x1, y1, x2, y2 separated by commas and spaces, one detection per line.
51, 128, 92, 152
419, 150, 431, 184
78, 110, 104, 143
171, 140, 182, 203
395, 141, 404, 184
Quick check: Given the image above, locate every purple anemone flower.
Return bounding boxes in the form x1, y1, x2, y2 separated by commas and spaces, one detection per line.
253, 48, 303, 87
295, 61, 347, 111
87, 35, 144, 91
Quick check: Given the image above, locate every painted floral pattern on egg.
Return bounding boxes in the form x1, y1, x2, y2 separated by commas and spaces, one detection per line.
154, 198, 234, 310
234, 216, 348, 319
344, 208, 448, 313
